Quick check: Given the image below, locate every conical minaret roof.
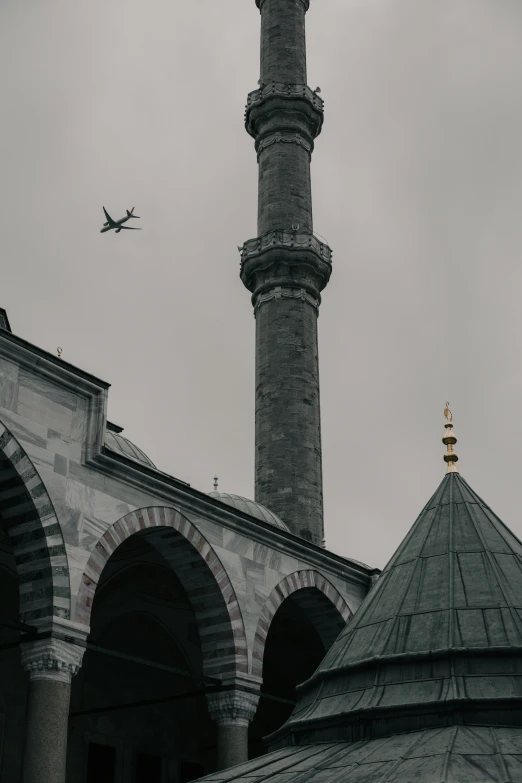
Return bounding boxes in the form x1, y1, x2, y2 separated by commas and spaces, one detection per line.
199, 410, 522, 782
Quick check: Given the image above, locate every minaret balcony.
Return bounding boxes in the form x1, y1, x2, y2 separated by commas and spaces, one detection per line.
245, 82, 324, 143
256, 0, 310, 9
239, 229, 332, 301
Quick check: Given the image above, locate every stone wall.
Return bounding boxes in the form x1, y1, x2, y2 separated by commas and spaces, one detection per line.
0, 332, 375, 781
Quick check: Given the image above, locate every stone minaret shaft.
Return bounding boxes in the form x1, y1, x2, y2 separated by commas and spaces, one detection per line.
241, 0, 332, 545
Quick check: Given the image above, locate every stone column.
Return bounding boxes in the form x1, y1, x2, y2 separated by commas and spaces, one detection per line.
20, 637, 85, 783
207, 688, 260, 770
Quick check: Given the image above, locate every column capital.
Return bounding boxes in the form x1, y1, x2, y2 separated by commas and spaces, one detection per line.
207, 688, 260, 727
21, 637, 85, 684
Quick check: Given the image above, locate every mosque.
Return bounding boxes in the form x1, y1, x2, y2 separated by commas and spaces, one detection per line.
0, 1, 521, 782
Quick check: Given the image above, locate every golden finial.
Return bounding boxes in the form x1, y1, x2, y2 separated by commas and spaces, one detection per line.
442, 402, 458, 473
57, 347, 63, 358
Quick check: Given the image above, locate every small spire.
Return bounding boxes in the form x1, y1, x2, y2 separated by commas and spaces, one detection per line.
442, 402, 458, 474
57, 347, 63, 358
213, 476, 218, 491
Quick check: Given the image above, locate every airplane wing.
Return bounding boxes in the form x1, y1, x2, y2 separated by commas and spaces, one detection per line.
102, 206, 116, 226
119, 226, 142, 230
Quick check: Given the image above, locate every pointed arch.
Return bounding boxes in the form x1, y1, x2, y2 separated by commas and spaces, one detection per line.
252, 570, 352, 678
0, 420, 70, 622
74, 506, 248, 678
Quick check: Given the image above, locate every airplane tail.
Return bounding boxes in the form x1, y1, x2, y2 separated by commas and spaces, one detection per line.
127, 207, 140, 218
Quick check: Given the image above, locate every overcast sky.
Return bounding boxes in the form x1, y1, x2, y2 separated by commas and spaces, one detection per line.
2, 0, 522, 570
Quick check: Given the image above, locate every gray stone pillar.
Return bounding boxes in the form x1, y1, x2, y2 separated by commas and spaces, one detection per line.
20, 637, 85, 783
207, 688, 260, 770
241, 0, 332, 545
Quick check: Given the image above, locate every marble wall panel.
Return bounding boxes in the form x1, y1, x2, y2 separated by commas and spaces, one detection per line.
37, 464, 67, 514
252, 541, 271, 566
18, 369, 78, 411
67, 543, 91, 602
22, 441, 55, 472
0, 357, 19, 383
0, 407, 48, 452
186, 514, 224, 549
277, 553, 300, 576
54, 454, 68, 476
74, 496, 136, 552
213, 546, 247, 599
78, 516, 108, 552
93, 490, 134, 527
68, 460, 110, 495
242, 556, 265, 586
252, 541, 284, 570
66, 480, 96, 519
67, 461, 157, 512
70, 398, 87, 444
47, 432, 81, 464
0, 377, 18, 412
223, 530, 254, 559
254, 581, 271, 605
17, 387, 74, 439
328, 574, 366, 614
245, 580, 271, 622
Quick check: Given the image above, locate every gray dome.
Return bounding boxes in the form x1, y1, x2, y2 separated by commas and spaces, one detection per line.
105, 424, 156, 469
208, 492, 289, 531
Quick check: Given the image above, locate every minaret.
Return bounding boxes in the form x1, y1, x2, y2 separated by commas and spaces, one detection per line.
240, 0, 332, 546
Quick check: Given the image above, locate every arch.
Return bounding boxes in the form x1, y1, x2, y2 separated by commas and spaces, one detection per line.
251, 570, 352, 678
74, 506, 248, 678
0, 421, 70, 622
91, 609, 196, 674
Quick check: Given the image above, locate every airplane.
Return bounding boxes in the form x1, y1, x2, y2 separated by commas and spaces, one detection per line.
100, 206, 141, 233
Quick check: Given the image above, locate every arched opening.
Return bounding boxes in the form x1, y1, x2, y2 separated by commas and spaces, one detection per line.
0, 527, 23, 782
70, 510, 247, 783
248, 583, 348, 759
0, 430, 68, 783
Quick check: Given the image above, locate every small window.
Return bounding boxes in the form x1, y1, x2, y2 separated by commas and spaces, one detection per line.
86, 743, 116, 783
135, 752, 162, 783
180, 761, 205, 783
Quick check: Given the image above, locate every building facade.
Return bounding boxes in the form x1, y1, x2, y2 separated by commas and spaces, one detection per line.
0, 316, 376, 783
1, 0, 379, 781
196, 420, 522, 782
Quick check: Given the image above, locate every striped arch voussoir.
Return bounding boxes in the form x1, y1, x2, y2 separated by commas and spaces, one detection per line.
252, 569, 352, 678
74, 507, 248, 678
0, 421, 70, 622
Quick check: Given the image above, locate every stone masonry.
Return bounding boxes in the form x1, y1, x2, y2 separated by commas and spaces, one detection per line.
0, 323, 376, 781
241, 0, 332, 545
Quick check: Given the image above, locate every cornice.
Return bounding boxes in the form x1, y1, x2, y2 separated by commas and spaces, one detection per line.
0, 330, 109, 397
86, 451, 376, 588
256, 131, 313, 159
0, 328, 376, 589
